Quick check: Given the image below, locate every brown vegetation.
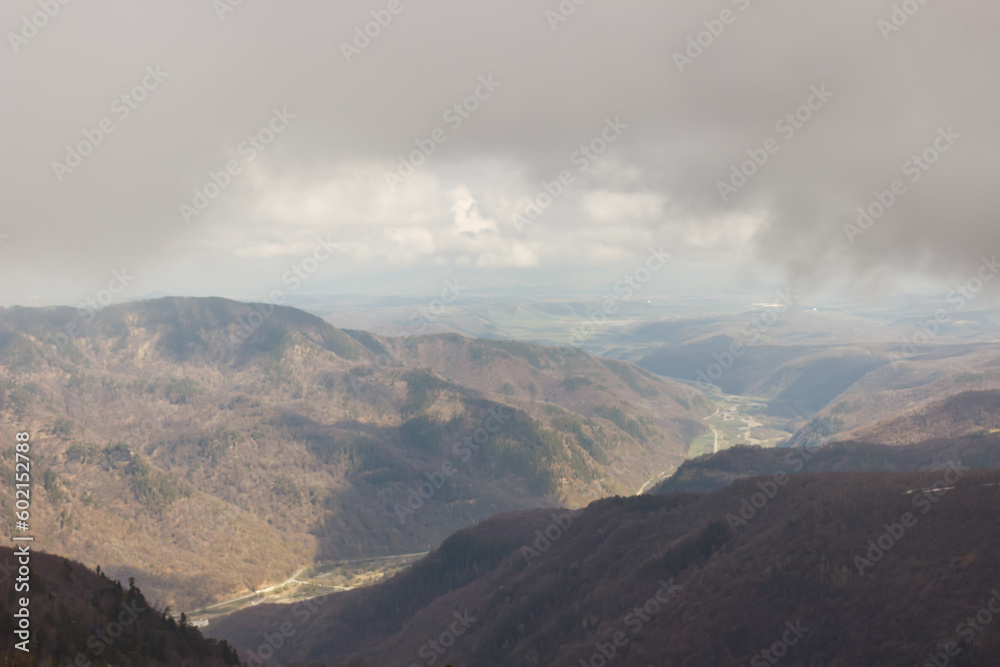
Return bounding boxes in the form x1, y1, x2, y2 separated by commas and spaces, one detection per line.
210, 467, 1000, 666
0, 297, 707, 609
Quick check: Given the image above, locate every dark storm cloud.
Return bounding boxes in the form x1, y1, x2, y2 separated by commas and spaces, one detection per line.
1, 0, 997, 304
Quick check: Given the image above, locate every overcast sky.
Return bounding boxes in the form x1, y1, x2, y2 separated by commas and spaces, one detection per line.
2, 0, 998, 309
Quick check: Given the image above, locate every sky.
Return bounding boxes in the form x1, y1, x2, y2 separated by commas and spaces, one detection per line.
2, 0, 999, 309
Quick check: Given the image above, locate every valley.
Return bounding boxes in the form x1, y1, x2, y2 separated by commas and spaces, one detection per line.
684, 393, 794, 458
0, 297, 709, 609
3, 296, 1000, 664
182, 551, 428, 627
4, 6, 997, 663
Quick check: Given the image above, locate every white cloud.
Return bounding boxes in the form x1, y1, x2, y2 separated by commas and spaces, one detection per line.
450, 185, 498, 235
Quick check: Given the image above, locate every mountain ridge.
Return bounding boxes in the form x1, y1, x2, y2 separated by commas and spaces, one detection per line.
208, 465, 1000, 666
0, 296, 707, 609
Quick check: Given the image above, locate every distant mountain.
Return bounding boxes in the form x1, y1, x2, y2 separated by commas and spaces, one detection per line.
0, 297, 709, 609
208, 467, 1000, 666
0, 546, 239, 666
628, 307, 1000, 429
638, 337, 884, 415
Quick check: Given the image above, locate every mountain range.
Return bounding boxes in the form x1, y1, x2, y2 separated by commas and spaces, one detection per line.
2, 297, 1000, 665
0, 297, 708, 609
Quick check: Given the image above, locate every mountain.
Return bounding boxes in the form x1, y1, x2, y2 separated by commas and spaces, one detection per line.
0, 297, 709, 609
627, 307, 1000, 432
653, 431, 1000, 495
837, 389, 1000, 445
208, 467, 1000, 666
0, 546, 240, 666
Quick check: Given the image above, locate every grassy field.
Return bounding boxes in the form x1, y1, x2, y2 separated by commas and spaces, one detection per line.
687, 393, 794, 458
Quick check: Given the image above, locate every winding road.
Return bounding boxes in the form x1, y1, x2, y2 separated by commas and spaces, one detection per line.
635, 407, 721, 494
183, 550, 430, 619
708, 407, 721, 453
189, 567, 308, 614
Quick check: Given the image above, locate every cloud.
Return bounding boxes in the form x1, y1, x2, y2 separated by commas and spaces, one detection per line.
450, 185, 498, 236
1, 0, 997, 304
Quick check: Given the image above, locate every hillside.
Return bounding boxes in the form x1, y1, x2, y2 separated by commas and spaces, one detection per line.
837, 389, 1000, 445
0, 546, 239, 666
209, 468, 1000, 666
0, 297, 709, 609
653, 431, 1000, 495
